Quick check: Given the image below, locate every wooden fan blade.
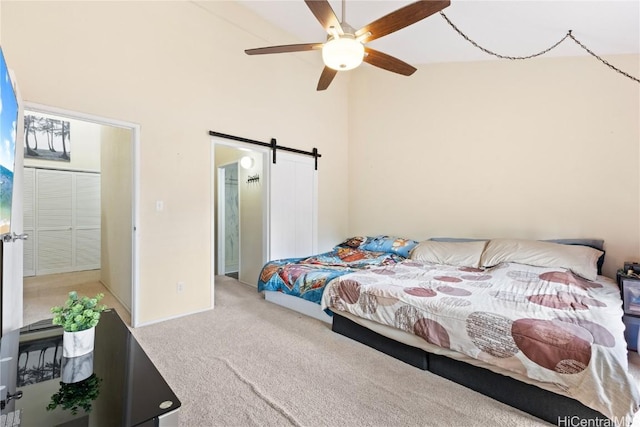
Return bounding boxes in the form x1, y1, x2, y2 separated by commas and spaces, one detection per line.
356, 0, 450, 43
305, 0, 343, 35
317, 66, 338, 91
363, 48, 417, 76
245, 43, 323, 55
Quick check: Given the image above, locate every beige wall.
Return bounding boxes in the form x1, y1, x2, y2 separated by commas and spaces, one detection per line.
1, 1, 350, 324
23, 112, 101, 172
348, 55, 640, 278
4, 0, 635, 325
101, 125, 133, 312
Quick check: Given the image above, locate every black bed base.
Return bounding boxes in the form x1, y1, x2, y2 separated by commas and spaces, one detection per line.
332, 311, 429, 370
332, 313, 608, 426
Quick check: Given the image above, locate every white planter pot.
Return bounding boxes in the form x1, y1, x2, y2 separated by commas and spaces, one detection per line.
63, 327, 95, 358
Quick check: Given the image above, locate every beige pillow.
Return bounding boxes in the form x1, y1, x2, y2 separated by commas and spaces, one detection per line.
410, 240, 487, 268
480, 238, 603, 281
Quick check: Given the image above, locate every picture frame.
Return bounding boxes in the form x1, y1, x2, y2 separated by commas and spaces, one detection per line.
24, 113, 71, 162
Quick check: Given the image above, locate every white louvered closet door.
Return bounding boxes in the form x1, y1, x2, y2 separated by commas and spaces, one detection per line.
22, 167, 35, 276
75, 173, 100, 270
32, 168, 101, 275
36, 169, 73, 275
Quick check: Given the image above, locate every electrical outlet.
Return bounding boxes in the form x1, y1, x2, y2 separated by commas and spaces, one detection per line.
177, 282, 185, 293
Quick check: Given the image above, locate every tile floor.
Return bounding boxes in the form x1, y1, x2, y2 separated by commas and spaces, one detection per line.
23, 270, 131, 327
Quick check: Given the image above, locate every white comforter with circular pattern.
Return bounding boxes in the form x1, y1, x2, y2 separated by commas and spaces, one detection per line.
321, 260, 640, 422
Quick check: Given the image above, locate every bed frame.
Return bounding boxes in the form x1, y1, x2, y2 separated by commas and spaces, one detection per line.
331, 312, 609, 425
263, 289, 610, 424
264, 290, 332, 324
261, 238, 614, 424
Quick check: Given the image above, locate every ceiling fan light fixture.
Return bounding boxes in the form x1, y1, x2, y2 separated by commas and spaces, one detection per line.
245, 0, 450, 90
322, 35, 364, 71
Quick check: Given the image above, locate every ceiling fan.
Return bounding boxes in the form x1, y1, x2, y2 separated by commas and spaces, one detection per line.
245, 0, 451, 91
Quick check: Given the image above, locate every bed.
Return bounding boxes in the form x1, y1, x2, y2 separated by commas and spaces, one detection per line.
258, 236, 640, 425
257, 236, 417, 323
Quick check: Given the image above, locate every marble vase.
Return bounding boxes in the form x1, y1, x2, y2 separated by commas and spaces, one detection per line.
63, 327, 95, 358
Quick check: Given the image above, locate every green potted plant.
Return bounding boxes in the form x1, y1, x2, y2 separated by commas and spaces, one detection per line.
51, 291, 107, 357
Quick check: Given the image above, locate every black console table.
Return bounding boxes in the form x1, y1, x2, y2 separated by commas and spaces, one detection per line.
0, 309, 180, 426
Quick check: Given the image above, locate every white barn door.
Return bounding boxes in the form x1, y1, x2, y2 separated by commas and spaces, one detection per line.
269, 151, 317, 261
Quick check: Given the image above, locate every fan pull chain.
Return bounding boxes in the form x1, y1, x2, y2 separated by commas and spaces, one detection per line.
440, 12, 639, 84
440, 12, 569, 60
567, 31, 640, 83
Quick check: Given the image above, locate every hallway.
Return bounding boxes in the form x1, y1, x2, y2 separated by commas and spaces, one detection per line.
23, 270, 130, 327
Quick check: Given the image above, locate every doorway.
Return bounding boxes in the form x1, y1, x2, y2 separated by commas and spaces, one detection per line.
22, 102, 140, 326
212, 141, 267, 287
211, 136, 319, 290
217, 162, 240, 278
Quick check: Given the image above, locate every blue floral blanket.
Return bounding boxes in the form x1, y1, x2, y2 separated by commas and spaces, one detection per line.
257, 236, 417, 304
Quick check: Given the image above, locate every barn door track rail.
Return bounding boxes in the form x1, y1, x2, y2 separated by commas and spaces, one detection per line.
209, 130, 321, 170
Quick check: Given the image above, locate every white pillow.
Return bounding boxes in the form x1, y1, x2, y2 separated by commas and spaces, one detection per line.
479, 238, 603, 281
410, 240, 487, 268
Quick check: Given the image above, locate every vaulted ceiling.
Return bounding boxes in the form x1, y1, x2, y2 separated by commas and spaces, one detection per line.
238, 1, 639, 65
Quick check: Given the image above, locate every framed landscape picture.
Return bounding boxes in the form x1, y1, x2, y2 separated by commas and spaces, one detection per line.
24, 113, 71, 162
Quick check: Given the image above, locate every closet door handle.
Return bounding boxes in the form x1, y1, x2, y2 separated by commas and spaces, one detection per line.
2, 232, 29, 243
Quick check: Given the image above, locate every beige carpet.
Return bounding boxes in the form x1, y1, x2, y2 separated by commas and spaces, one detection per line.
22, 274, 640, 426
132, 276, 564, 427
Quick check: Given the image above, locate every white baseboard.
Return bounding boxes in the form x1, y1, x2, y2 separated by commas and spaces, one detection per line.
133, 306, 213, 328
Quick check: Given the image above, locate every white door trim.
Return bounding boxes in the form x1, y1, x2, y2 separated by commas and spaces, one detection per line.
216, 166, 226, 276
23, 102, 141, 327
